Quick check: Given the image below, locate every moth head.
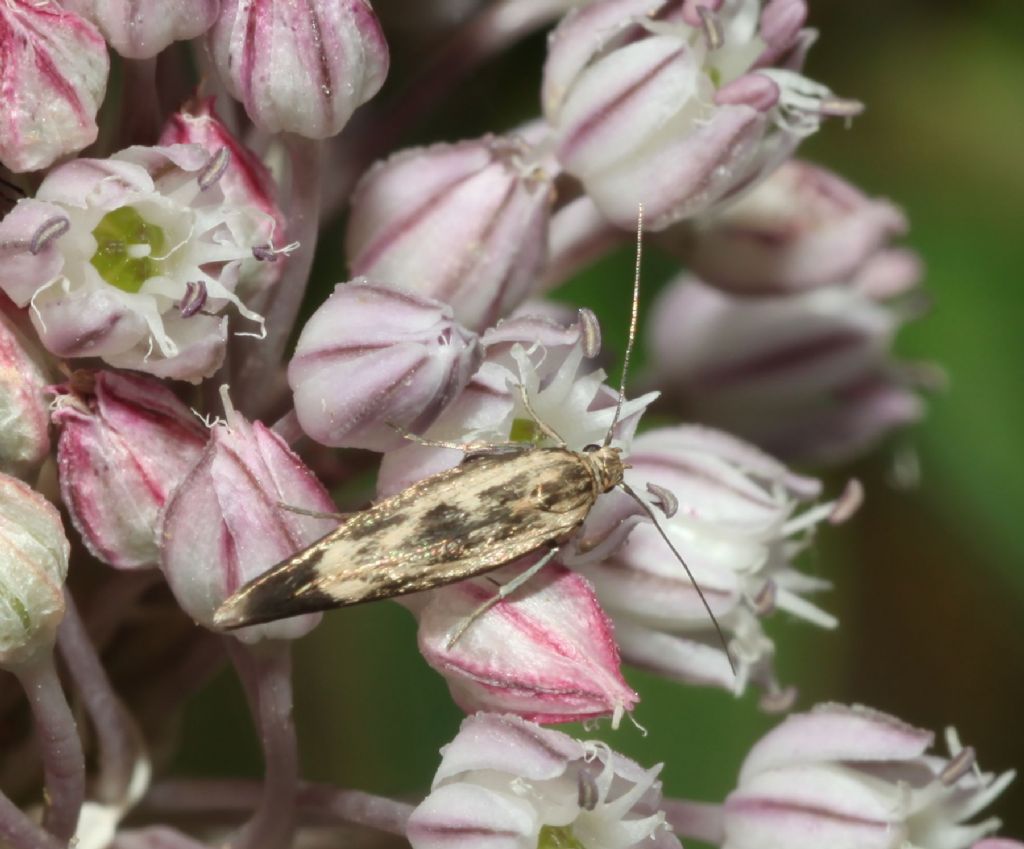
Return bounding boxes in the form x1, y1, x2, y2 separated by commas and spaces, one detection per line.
584, 443, 625, 492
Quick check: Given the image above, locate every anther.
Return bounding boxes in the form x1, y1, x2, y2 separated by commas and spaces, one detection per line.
940, 746, 976, 786
29, 216, 70, 255
759, 684, 797, 714
752, 580, 776, 616
818, 96, 865, 118
197, 147, 231, 191
697, 5, 724, 50
828, 478, 864, 524
646, 482, 678, 519
178, 281, 208, 318
577, 308, 602, 359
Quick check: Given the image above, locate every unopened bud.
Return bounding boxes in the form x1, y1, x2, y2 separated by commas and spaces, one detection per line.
62, 0, 219, 59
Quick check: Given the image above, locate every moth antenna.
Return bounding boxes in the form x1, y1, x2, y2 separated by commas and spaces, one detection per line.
604, 203, 643, 447
619, 481, 737, 676
517, 383, 567, 446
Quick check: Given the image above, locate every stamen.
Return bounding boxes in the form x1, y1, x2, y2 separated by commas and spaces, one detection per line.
252, 241, 300, 261
759, 684, 797, 713
697, 5, 724, 50
577, 308, 602, 358
29, 215, 70, 255
818, 96, 865, 117
646, 482, 678, 518
752, 580, 776, 616
941, 746, 976, 786
178, 281, 208, 318
577, 768, 599, 811
197, 147, 231, 191
828, 479, 864, 524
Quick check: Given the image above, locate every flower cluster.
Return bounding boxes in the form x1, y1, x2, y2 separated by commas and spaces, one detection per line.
0, 2, 1014, 849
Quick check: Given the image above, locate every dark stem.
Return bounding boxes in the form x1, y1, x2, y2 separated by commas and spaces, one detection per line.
225, 640, 299, 849
15, 652, 85, 842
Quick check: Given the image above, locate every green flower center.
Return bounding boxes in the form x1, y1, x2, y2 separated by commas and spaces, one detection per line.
510, 417, 543, 444
90, 206, 167, 293
538, 825, 586, 849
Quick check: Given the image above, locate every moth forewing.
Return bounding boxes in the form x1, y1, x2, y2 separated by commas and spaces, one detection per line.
213, 445, 624, 630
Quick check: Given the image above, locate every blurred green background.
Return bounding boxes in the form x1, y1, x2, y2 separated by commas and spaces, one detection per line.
178, 0, 1024, 841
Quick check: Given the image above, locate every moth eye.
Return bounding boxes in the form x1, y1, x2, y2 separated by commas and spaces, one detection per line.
583, 443, 600, 453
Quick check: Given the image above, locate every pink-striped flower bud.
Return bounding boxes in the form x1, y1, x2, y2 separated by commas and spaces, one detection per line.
347, 137, 554, 331
288, 281, 482, 452
0, 1, 108, 173
675, 160, 908, 295
0, 306, 51, 477
408, 712, 680, 849
0, 144, 274, 382
647, 275, 928, 464
160, 392, 336, 642
61, 0, 219, 59
52, 371, 207, 570
414, 563, 638, 726
0, 473, 69, 668
722, 704, 1015, 849
210, 0, 389, 138
160, 98, 286, 303
544, 0, 858, 229
575, 425, 843, 701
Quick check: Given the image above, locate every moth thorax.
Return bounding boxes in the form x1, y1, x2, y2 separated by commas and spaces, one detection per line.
587, 446, 625, 492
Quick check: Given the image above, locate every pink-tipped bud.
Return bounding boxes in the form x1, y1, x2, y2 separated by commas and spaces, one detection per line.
210, 0, 389, 138
0, 1, 109, 173
61, 0, 219, 59
0, 473, 69, 668
347, 137, 554, 331
675, 160, 908, 294
160, 394, 336, 642
0, 306, 51, 477
723, 704, 1015, 849
408, 712, 679, 849
289, 281, 482, 452
414, 562, 638, 726
52, 371, 207, 570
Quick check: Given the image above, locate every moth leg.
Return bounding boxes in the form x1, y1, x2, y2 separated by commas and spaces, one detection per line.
385, 421, 492, 452
446, 547, 560, 648
516, 383, 567, 446
276, 502, 345, 521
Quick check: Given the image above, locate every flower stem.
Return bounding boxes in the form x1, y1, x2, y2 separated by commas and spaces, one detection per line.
14, 652, 85, 842
0, 788, 62, 849
57, 592, 142, 804
225, 639, 299, 849
142, 779, 414, 836
232, 136, 323, 418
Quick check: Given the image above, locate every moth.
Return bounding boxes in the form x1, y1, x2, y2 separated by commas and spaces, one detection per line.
214, 209, 731, 660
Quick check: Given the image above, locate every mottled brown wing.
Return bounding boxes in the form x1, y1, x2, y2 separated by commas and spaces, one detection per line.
214, 447, 597, 628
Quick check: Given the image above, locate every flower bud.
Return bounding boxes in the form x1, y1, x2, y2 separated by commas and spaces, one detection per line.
0, 144, 274, 382
160, 393, 336, 642
210, 0, 389, 138
574, 425, 838, 699
722, 704, 1015, 849
160, 98, 287, 303
675, 160, 908, 294
544, 0, 857, 229
53, 370, 207, 570
416, 563, 638, 725
0, 307, 51, 477
347, 137, 554, 331
647, 275, 927, 464
289, 281, 482, 452
61, 0, 219, 59
0, 1, 109, 173
407, 712, 680, 849
0, 473, 69, 668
